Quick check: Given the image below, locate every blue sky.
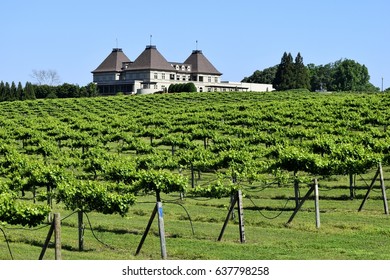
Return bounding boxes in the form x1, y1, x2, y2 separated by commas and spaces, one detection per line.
1, 0, 389, 89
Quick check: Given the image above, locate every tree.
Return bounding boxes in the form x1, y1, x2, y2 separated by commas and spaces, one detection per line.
16, 82, 23, 100
293, 52, 310, 89
24, 82, 36, 100
56, 83, 80, 98
85, 82, 99, 97
185, 82, 197, 92
10, 82, 17, 101
307, 63, 336, 91
241, 65, 278, 84
31, 69, 61, 86
273, 52, 294, 91
332, 59, 371, 91
3, 82, 11, 101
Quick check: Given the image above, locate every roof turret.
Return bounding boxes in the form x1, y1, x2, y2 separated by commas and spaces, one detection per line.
92, 48, 131, 73
127, 45, 174, 71
183, 50, 222, 75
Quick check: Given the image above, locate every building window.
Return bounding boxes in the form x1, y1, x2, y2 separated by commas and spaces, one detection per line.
177, 75, 180, 81
199, 76, 203, 82
208, 76, 211, 83
192, 75, 197, 81
162, 73, 166, 80
154, 84, 158, 89
208, 87, 212, 92
154, 73, 158, 79
215, 77, 218, 83
170, 74, 175, 80
183, 76, 186, 81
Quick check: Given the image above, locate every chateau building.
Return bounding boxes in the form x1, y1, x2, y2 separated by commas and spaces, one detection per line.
92, 45, 273, 94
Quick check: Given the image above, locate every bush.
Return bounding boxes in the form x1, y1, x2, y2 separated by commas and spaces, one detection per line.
168, 83, 197, 93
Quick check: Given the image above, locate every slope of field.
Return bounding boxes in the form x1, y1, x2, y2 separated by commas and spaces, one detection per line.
1, 91, 390, 260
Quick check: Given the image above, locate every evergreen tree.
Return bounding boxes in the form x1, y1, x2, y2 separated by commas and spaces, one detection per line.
4, 82, 11, 101
16, 82, 23, 100
293, 53, 310, 89
10, 82, 17, 101
0, 81, 4, 101
185, 82, 197, 92
24, 82, 36, 100
273, 52, 294, 90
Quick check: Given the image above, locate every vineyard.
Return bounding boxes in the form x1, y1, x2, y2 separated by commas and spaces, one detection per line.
1, 90, 390, 260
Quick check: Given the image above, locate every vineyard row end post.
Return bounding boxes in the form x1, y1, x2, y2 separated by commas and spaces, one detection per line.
358, 162, 388, 215
39, 213, 61, 260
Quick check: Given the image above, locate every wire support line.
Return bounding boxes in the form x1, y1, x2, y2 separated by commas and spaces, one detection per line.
241, 185, 269, 193
359, 174, 381, 193
0, 227, 14, 260
185, 196, 214, 201
246, 196, 291, 220
83, 212, 116, 250
0, 211, 77, 231
163, 201, 195, 235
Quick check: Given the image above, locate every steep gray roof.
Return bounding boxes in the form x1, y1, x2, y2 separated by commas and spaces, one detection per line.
127, 45, 174, 72
184, 50, 222, 75
92, 48, 131, 73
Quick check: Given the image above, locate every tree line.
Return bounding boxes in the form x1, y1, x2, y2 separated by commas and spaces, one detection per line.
0, 81, 99, 102
242, 52, 386, 92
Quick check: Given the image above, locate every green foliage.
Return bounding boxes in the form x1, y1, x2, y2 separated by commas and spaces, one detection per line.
56, 180, 135, 216
0, 81, 99, 102
168, 83, 197, 93
332, 59, 371, 91
189, 180, 239, 198
0, 191, 50, 227
131, 170, 187, 195
273, 52, 310, 91
308, 59, 377, 92
273, 52, 295, 91
242, 66, 278, 84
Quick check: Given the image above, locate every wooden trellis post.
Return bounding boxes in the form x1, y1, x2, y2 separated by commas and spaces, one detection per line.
78, 210, 84, 251
39, 213, 61, 260
293, 171, 300, 209
218, 190, 245, 243
358, 162, 389, 215
287, 179, 320, 228
135, 192, 167, 259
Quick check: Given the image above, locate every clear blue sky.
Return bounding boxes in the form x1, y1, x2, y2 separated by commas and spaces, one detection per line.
1, 0, 389, 89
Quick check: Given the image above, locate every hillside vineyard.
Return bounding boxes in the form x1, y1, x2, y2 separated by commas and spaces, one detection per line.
1, 91, 390, 228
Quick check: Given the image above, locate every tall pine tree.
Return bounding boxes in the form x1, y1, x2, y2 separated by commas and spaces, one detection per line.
0, 81, 4, 101
24, 82, 36, 100
273, 52, 294, 90
293, 52, 310, 89
4, 82, 11, 101
16, 82, 24, 100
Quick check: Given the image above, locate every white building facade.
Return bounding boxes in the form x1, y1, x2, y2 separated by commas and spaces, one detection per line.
92, 45, 274, 94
